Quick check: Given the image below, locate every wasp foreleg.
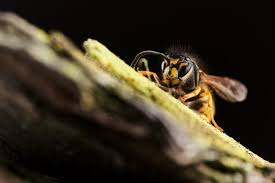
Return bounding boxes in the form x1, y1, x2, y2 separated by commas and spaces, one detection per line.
137, 71, 162, 86
179, 86, 201, 102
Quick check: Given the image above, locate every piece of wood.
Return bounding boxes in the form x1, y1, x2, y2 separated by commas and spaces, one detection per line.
0, 12, 274, 183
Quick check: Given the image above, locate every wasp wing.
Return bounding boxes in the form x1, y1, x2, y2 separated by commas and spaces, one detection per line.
200, 72, 247, 102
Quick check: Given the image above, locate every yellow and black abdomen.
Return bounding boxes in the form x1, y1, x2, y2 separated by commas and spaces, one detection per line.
184, 84, 216, 124
184, 83, 223, 131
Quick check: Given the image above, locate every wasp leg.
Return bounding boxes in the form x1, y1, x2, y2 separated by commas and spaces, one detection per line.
179, 86, 201, 102
185, 87, 224, 132
137, 71, 162, 86
199, 114, 223, 131
210, 118, 224, 132
206, 89, 224, 132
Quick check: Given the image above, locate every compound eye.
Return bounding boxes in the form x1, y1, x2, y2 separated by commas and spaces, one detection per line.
178, 62, 192, 78
161, 60, 168, 71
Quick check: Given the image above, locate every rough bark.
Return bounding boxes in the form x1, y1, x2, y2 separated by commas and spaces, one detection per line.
0, 12, 274, 183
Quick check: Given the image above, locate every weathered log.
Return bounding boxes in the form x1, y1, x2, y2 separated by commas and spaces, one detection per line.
0, 12, 274, 183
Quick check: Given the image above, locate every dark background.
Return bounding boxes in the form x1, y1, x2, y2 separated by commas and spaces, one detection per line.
1, 0, 273, 162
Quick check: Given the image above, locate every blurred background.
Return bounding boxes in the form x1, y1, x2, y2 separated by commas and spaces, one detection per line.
1, 0, 273, 161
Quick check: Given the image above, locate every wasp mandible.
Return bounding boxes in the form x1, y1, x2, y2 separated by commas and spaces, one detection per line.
131, 47, 247, 132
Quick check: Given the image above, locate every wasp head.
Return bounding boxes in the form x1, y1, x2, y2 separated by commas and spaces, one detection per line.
131, 49, 200, 92
161, 53, 200, 91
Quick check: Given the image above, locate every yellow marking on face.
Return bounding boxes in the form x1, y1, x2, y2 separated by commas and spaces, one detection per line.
170, 67, 178, 78
163, 67, 169, 79
171, 79, 181, 86
170, 59, 179, 65
179, 62, 188, 68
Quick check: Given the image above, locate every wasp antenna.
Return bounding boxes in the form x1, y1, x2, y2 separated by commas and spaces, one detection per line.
131, 50, 169, 68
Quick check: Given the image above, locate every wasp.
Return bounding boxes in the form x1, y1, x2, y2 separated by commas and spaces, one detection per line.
131, 47, 247, 132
